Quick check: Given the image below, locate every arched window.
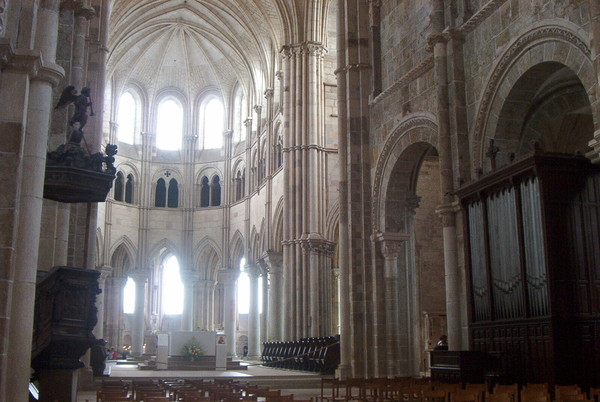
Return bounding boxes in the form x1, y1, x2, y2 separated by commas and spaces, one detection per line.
211, 176, 221, 206
234, 169, 245, 201
114, 172, 124, 201
201, 97, 224, 149
156, 97, 183, 150
162, 256, 183, 315
167, 178, 179, 208
117, 92, 136, 144
123, 276, 135, 314
155, 178, 166, 207
125, 174, 134, 204
275, 134, 283, 169
200, 176, 210, 207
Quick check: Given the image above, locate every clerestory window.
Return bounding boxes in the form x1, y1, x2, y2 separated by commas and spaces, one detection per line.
156, 98, 183, 150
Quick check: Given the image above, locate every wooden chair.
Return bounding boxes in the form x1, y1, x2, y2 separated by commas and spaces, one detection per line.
452, 389, 483, 402
590, 388, 600, 402
345, 378, 365, 401
485, 391, 514, 402
555, 385, 586, 402
97, 391, 131, 402
520, 390, 550, 402
177, 396, 211, 402
96, 394, 133, 402
321, 378, 347, 402
391, 384, 424, 402
423, 389, 450, 402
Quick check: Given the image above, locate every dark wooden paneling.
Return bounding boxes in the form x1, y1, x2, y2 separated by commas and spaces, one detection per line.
459, 153, 600, 387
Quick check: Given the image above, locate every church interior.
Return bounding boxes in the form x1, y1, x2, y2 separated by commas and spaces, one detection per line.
1, 0, 600, 401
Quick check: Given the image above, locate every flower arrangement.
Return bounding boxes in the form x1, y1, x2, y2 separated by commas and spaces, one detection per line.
181, 336, 204, 360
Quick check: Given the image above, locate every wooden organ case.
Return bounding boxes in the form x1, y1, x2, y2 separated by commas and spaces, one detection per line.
457, 153, 600, 387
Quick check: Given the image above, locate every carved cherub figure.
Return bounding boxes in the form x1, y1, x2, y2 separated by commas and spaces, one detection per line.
55, 86, 95, 144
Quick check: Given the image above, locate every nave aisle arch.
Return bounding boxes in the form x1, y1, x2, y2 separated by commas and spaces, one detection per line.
471, 21, 597, 171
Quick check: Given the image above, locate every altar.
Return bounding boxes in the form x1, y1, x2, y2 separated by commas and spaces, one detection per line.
155, 331, 227, 370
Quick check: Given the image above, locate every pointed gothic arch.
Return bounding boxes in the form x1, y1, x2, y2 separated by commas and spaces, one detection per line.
272, 197, 284, 252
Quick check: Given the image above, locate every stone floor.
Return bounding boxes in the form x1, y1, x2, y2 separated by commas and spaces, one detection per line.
77, 360, 326, 401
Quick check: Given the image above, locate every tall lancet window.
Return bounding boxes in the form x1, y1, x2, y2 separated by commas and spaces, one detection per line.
118, 92, 136, 144
125, 174, 134, 204
162, 256, 183, 315
156, 98, 183, 150
201, 97, 224, 149
114, 172, 124, 201
200, 176, 210, 207
167, 178, 179, 208
123, 276, 135, 314
155, 178, 167, 207
211, 176, 221, 206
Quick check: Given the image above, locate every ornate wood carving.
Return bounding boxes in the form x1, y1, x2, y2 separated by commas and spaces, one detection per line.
32, 266, 101, 371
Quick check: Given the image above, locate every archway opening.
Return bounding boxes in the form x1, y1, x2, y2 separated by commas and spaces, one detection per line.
492, 62, 593, 166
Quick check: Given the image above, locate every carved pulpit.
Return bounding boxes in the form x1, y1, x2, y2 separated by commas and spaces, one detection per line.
32, 266, 101, 402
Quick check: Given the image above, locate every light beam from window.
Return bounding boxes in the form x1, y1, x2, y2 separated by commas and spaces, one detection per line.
162, 255, 184, 315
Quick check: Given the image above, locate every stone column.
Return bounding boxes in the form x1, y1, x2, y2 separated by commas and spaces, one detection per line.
93, 266, 113, 340
429, 0, 462, 350
130, 271, 148, 357
245, 263, 261, 358
256, 260, 269, 345
6, 2, 65, 400
261, 251, 283, 341
336, 0, 373, 379
180, 271, 199, 331
218, 269, 239, 356
303, 235, 336, 337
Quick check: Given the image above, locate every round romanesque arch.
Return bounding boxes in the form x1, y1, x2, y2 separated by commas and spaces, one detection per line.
472, 22, 597, 171
372, 113, 438, 232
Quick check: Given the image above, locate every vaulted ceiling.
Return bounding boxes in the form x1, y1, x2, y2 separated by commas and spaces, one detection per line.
107, 0, 333, 104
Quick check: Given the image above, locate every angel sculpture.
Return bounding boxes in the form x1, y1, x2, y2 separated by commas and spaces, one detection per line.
55, 86, 95, 144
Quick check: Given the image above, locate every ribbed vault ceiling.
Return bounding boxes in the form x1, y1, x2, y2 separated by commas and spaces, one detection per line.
107, 0, 295, 101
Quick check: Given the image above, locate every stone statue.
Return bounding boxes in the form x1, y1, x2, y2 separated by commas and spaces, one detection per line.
55, 86, 95, 144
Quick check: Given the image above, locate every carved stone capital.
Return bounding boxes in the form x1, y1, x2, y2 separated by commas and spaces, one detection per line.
427, 32, 449, 49
98, 265, 113, 282
128, 270, 149, 284
244, 118, 253, 127
300, 233, 335, 256
264, 88, 274, 99
218, 268, 240, 284
372, 231, 409, 259
74, 5, 96, 19
435, 202, 460, 227
61, 1, 95, 19
244, 263, 262, 278
405, 194, 421, 213
253, 105, 262, 114
223, 129, 233, 137
180, 270, 200, 284
3, 49, 65, 86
